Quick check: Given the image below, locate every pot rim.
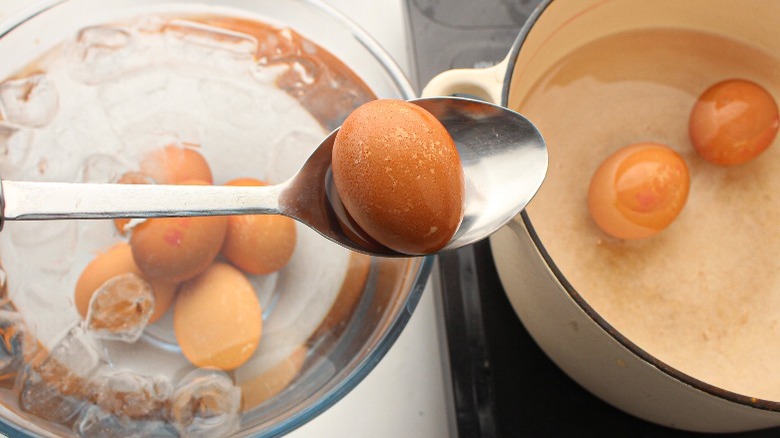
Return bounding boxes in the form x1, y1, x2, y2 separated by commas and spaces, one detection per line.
502, 0, 780, 414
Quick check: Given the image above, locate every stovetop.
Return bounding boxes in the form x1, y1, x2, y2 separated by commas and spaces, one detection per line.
437, 242, 780, 437
405, 0, 780, 436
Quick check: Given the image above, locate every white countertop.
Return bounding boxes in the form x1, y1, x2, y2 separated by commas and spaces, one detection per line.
0, 1, 453, 437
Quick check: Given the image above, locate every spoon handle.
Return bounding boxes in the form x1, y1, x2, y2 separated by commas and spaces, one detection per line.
0, 180, 283, 226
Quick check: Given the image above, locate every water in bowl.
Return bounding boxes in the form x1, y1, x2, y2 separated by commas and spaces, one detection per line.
0, 12, 375, 436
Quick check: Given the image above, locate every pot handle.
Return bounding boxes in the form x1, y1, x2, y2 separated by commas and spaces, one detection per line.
421, 57, 509, 104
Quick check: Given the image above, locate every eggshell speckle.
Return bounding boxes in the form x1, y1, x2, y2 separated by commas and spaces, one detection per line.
174, 262, 263, 370
332, 99, 465, 254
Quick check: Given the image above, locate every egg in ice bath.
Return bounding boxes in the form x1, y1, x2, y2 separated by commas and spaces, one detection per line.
113, 171, 155, 236
331, 99, 465, 255
74, 242, 178, 324
130, 179, 228, 283
140, 144, 213, 184
221, 178, 297, 275
174, 262, 263, 371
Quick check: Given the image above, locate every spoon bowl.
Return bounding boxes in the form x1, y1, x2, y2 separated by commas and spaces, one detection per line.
0, 97, 547, 257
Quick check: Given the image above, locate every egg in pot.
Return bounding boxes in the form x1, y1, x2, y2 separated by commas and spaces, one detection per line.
331, 99, 465, 255
689, 78, 779, 166
587, 142, 690, 240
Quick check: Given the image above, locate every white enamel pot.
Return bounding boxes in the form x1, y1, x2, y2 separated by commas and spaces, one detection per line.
423, 0, 780, 433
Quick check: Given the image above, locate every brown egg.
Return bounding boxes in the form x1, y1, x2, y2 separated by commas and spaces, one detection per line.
139, 144, 213, 184
221, 178, 297, 275
331, 99, 465, 254
174, 262, 263, 370
113, 171, 155, 235
130, 179, 228, 283
74, 243, 178, 324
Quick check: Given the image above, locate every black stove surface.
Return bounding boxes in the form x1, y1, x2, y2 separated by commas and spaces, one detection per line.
405, 1, 780, 436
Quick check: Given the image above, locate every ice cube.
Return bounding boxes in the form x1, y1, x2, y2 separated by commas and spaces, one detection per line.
92, 370, 171, 419
18, 326, 107, 425
256, 27, 298, 61
0, 122, 32, 177
45, 325, 107, 378
86, 273, 155, 343
26, 112, 121, 183
253, 27, 323, 95
68, 25, 142, 85
0, 310, 35, 383
74, 404, 176, 438
170, 368, 241, 437
132, 15, 166, 34
0, 72, 59, 127
8, 219, 78, 275
163, 20, 257, 73
18, 363, 89, 425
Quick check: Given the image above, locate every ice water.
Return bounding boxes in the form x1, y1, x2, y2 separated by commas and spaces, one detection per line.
0, 11, 374, 437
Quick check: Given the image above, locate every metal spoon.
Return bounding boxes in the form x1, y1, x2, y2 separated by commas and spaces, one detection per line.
0, 96, 547, 257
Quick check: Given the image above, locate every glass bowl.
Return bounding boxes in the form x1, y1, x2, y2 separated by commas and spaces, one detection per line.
0, 0, 430, 436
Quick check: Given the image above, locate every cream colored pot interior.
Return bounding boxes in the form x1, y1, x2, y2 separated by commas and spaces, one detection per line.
489, 0, 780, 432
508, 0, 780, 104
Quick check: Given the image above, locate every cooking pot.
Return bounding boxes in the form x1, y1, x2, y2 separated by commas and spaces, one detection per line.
423, 0, 780, 432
